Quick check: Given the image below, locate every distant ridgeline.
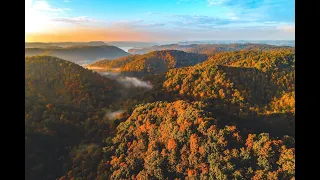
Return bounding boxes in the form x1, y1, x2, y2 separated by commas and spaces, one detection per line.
25, 45, 295, 180
177, 40, 295, 46
25, 45, 129, 64
128, 43, 294, 55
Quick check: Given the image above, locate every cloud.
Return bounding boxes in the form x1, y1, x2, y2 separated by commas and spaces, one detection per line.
53, 16, 103, 24
177, 0, 198, 4
110, 20, 165, 29
105, 110, 125, 120
206, 0, 294, 23
168, 13, 294, 32
171, 15, 234, 29
96, 71, 153, 89
25, 0, 71, 33
144, 12, 162, 16
277, 24, 295, 32
207, 0, 228, 6
64, 0, 70, 2
118, 77, 153, 89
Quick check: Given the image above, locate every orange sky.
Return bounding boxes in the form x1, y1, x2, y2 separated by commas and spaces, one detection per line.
25, 28, 153, 42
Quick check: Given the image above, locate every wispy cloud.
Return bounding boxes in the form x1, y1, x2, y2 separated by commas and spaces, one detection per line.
64, 0, 71, 2
177, 0, 198, 4
207, 0, 294, 22
172, 15, 233, 27
53, 16, 103, 24
144, 12, 162, 16
168, 13, 294, 32
207, 0, 228, 6
277, 24, 295, 32
110, 20, 165, 29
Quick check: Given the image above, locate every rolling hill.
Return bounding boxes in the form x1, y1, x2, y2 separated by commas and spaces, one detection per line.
86, 50, 208, 76
25, 56, 124, 180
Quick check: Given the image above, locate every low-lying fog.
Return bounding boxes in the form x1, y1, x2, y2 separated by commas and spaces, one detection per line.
99, 71, 153, 89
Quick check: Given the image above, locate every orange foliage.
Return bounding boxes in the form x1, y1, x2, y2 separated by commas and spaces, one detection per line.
46, 103, 54, 109
246, 134, 255, 150
253, 170, 264, 180
59, 176, 67, 180
199, 146, 206, 155
167, 139, 177, 150
200, 163, 209, 174
233, 132, 241, 142
120, 162, 127, 167
187, 169, 197, 177
190, 134, 199, 153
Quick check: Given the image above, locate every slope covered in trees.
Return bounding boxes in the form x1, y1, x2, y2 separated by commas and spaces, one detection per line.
86, 50, 208, 76
25, 56, 126, 180
25, 45, 129, 64
163, 49, 294, 114
91, 100, 295, 180
128, 43, 293, 55
186, 44, 294, 55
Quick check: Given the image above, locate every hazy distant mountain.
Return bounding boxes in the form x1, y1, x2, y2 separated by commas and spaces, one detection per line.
25, 45, 129, 64
178, 40, 295, 47
128, 44, 198, 54
128, 43, 294, 55
105, 41, 157, 48
25, 41, 108, 48
185, 43, 294, 55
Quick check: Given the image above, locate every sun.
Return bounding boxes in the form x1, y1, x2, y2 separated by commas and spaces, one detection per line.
25, 0, 51, 33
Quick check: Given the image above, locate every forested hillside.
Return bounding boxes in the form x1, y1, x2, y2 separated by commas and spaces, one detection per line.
93, 100, 295, 180
86, 50, 207, 76
25, 56, 126, 180
163, 49, 295, 114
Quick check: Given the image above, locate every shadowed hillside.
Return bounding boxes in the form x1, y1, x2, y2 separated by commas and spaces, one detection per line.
25, 56, 125, 180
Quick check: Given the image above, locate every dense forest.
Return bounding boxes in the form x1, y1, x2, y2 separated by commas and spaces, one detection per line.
25, 44, 295, 180
25, 56, 126, 179
25, 46, 129, 64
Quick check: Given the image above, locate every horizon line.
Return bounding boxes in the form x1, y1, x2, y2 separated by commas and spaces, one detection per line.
25, 39, 295, 43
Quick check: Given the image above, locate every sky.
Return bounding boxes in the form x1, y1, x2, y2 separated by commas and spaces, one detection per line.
25, 0, 295, 42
